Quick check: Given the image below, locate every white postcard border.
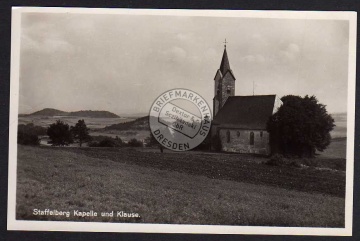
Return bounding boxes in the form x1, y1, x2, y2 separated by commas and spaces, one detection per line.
7, 7, 357, 236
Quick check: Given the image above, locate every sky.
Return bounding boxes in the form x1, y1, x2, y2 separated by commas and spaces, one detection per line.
18, 11, 350, 115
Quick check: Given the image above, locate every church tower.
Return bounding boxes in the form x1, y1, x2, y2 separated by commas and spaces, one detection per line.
213, 40, 236, 116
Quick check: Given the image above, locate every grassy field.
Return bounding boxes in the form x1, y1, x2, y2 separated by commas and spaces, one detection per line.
16, 145, 345, 227
66, 147, 346, 197
318, 137, 347, 159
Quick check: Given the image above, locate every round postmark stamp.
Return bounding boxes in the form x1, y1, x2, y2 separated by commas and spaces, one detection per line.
149, 88, 212, 151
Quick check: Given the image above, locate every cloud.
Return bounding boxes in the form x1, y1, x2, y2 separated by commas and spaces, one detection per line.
22, 35, 74, 54
288, 43, 300, 53
250, 33, 269, 46
20, 14, 91, 55
160, 46, 187, 63
170, 46, 187, 59
241, 54, 266, 64
21, 31, 74, 54
66, 18, 95, 34
279, 43, 301, 61
204, 48, 217, 59
240, 43, 300, 66
176, 33, 192, 42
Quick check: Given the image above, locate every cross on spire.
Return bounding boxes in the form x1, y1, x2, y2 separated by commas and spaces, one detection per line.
223, 38, 228, 48
219, 40, 231, 75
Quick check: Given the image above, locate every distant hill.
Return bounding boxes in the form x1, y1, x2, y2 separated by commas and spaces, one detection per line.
29, 108, 68, 116
120, 112, 150, 118
25, 108, 120, 118
68, 110, 120, 118
104, 116, 149, 130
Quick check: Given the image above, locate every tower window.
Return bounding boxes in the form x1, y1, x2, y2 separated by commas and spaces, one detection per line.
250, 132, 254, 145
226, 130, 230, 143
237, 131, 240, 137
260, 131, 263, 138
227, 86, 231, 94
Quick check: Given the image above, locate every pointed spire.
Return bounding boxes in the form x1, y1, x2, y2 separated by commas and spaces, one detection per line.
214, 39, 235, 81
219, 46, 230, 75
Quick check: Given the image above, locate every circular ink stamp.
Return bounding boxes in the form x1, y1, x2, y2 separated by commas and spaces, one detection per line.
149, 88, 212, 151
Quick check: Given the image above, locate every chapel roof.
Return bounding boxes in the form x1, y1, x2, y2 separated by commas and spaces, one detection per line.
213, 95, 277, 130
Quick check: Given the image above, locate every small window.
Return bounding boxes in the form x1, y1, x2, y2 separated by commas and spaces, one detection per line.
250, 132, 254, 145
237, 131, 240, 137
226, 86, 231, 94
226, 130, 230, 143
260, 131, 263, 138
217, 89, 220, 96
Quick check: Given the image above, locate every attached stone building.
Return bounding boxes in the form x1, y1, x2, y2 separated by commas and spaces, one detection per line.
211, 44, 282, 155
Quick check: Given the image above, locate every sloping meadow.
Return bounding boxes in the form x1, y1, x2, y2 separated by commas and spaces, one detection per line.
16, 145, 344, 227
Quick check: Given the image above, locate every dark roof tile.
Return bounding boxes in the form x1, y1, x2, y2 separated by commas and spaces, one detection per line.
213, 95, 276, 130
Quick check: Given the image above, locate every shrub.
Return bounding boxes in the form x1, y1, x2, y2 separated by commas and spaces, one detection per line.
88, 141, 100, 147
98, 138, 118, 147
88, 136, 123, 147
288, 160, 303, 168
265, 154, 286, 166
303, 158, 318, 168
127, 138, 143, 147
265, 154, 305, 168
17, 132, 40, 145
144, 134, 159, 147
17, 123, 46, 145
18, 123, 47, 136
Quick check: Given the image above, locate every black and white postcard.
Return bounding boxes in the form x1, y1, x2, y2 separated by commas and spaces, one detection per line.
7, 7, 357, 235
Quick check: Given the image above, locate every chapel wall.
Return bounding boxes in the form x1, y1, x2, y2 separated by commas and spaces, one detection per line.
219, 129, 270, 155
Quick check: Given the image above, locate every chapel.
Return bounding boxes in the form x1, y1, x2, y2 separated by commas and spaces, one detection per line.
211, 42, 282, 155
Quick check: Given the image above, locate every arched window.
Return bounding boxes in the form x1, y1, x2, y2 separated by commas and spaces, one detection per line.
226, 86, 231, 94
237, 131, 240, 137
250, 132, 254, 145
226, 130, 231, 143
260, 131, 263, 138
